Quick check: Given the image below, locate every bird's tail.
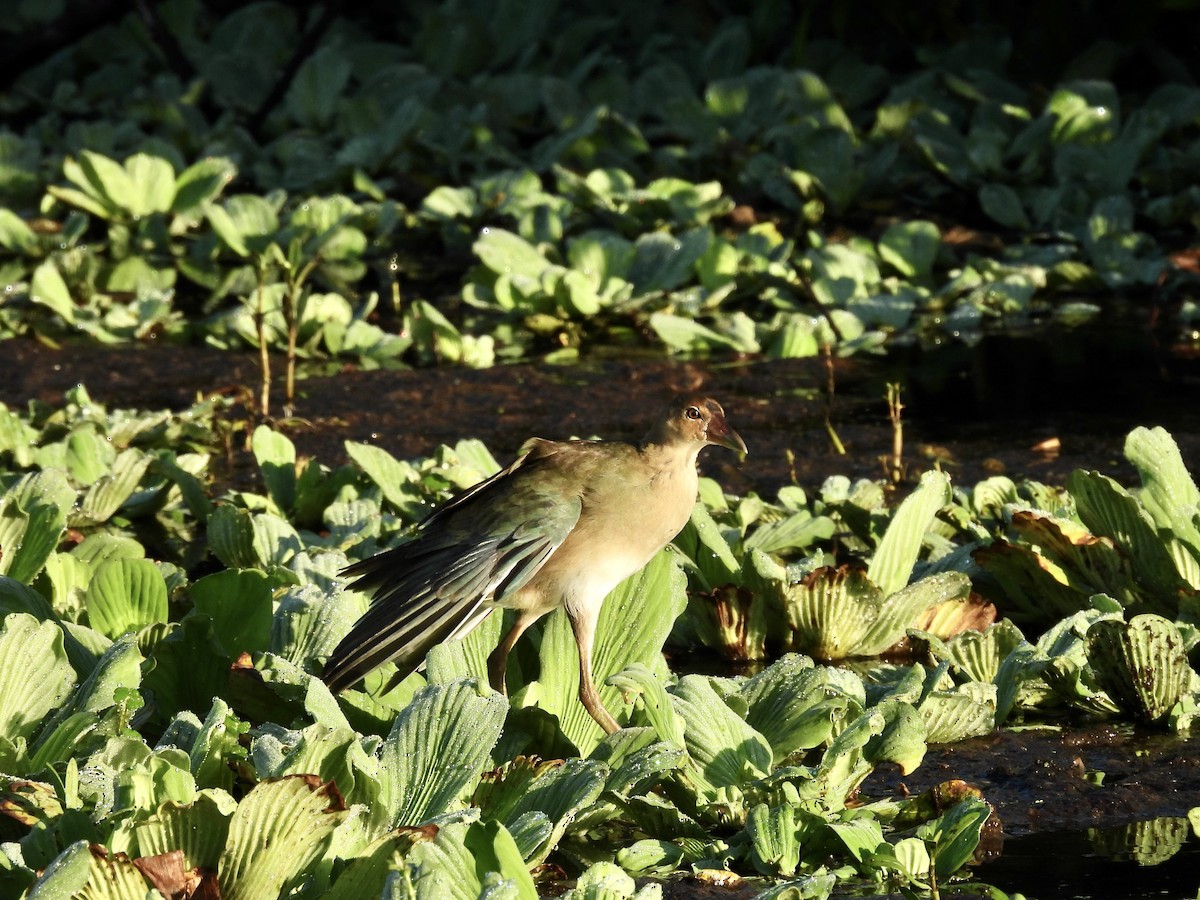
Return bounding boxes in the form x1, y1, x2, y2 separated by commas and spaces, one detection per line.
323, 553, 497, 693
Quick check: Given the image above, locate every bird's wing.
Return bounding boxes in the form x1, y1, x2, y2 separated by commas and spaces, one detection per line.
323, 441, 583, 691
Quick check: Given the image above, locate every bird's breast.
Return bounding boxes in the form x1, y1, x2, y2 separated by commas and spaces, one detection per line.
517, 457, 697, 614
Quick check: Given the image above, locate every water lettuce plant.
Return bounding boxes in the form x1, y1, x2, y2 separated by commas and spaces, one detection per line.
4, 4, 1200, 372
3, 386, 1200, 897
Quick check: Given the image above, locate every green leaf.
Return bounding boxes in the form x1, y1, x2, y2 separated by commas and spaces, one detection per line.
474, 227, 554, 280
133, 790, 236, 871
74, 448, 152, 526
532, 551, 687, 754
207, 504, 260, 569
740, 655, 860, 762
878, 220, 940, 278
34, 633, 141, 752
381, 678, 507, 826
252, 425, 297, 514
918, 797, 992, 879
29, 260, 76, 323
857, 571, 971, 657
747, 803, 803, 876
1124, 426, 1200, 565
26, 840, 91, 899
0, 614, 75, 743
868, 470, 952, 596
191, 569, 273, 658
1086, 614, 1192, 723
345, 441, 423, 515
218, 776, 348, 900
326, 831, 419, 900
85, 558, 168, 639
978, 183, 1031, 230
628, 228, 709, 294
473, 756, 607, 865
0, 471, 72, 584
407, 819, 538, 900
1067, 469, 1189, 608
143, 616, 232, 724
124, 153, 176, 217
0, 208, 37, 253
827, 817, 886, 862
172, 157, 237, 216
287, 46, 352, 128
671, 674, 772, 791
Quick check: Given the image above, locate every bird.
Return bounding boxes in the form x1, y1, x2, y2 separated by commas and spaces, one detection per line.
323, 394, 746, 733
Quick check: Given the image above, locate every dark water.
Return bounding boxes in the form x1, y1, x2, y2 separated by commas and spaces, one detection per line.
978, 819, 1200, 899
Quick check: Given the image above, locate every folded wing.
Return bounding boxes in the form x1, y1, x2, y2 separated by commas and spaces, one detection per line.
323, 445, 582, 691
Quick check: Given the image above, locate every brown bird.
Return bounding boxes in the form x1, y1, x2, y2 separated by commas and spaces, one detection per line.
323, 395, 746, 733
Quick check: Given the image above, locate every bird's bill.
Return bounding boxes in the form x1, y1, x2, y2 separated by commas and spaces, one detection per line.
708, 417, 748, 454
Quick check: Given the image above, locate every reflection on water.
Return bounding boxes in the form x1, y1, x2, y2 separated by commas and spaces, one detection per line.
978, 816, 1200, 899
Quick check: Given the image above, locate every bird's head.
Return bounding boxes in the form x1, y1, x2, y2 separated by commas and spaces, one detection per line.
652, 394, 748, 455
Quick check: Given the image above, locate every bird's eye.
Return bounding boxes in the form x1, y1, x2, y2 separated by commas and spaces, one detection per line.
685, 406, 702, 420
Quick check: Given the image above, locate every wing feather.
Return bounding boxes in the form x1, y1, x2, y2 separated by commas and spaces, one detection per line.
323, 445, 582, 692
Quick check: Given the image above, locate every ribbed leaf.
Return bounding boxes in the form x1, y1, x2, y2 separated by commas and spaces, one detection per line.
747, 802, 803, 876
0, 614, 75, 743
473, 756, 606, 865
740, 654, 861, 763
272, 583, 364, 667
86, 559, 168, 639
35, 633, 141, 752
191, 569, 272, 658
918, 682, 996, 743
868, 470, 951, 596
207, 504, 259, 569
941, 619, 1025, 684
133, 790, 236, 872
65, 425, 115, 485
326, 830, 421, 900
785, 566, 879, 659
407, 819, 537, 900
669, 674, 772, 792
1068, 470, 1188, 608
79, 843, 152, 898
0, 470, 73, 584
254, 721, 379, 814
1086, 614, 1191, 722
607, 663, 686, 750
381, 678, 507, 827
251, 512, 303, 566
218, 776, 347, 900
345, 441, 424, 515
858, 571, 971, 657
74, 449, 151, 526
534, 550, 686, 754
1125, 426, 1200, 565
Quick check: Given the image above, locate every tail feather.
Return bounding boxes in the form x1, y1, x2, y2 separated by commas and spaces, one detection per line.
323, 592, 492, 692
323, 450, 581, 693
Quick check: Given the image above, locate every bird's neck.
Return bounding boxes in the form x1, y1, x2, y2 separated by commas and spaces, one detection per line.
638, 437, 703, 473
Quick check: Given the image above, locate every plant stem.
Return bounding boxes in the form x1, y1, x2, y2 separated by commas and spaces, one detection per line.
254, 264, 270, 418
822, 342, 846, 455
886, 382, 905, 484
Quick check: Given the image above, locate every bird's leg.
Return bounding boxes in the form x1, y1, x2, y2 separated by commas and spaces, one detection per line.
569, 608, 621, 734
487, 610, 540, 696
